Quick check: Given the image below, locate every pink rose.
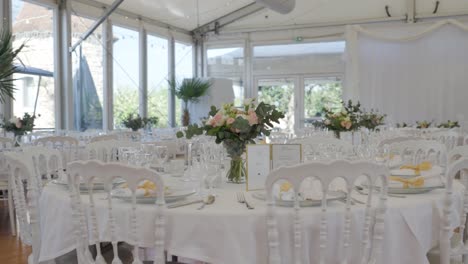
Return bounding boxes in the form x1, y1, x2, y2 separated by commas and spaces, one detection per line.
209, 113, 225, 127
247, 110, 258, 125
230, 127, 240, 133
226, 117, 235, 125
15, 118, 22, 129
340, 120, 352, 130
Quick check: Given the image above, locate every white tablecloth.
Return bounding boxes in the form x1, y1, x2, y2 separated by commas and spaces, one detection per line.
38, 177, 464, 264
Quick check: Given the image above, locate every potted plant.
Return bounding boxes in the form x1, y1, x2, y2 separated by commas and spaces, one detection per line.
169, 78, 212, 126
0, 30, 24, 102
122, 114, 158, 131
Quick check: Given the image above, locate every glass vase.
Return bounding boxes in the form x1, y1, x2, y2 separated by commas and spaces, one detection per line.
223, 140, 247, 184
14, 134, 22, 147
226, 156, 246, 184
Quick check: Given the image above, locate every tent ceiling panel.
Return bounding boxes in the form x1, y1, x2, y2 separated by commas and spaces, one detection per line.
93, 0, 254, 30
91, 0, 468, 32
416, 0, 468, 16
225, 0, 407, 30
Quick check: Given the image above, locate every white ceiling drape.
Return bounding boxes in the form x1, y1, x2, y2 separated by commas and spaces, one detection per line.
344, 19, 468, 124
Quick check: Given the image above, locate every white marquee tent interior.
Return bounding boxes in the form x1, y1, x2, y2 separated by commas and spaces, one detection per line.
3, 1, 468, 264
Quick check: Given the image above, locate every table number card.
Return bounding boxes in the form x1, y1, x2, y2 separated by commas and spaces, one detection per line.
246, 144, 271, 191
271, 144, 302, 170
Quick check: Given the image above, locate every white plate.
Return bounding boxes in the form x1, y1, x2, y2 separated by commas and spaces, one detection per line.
251, 191, 346, 207
361, 183, 444, 194
52, 179, 126, 191
111, 188, 196, 204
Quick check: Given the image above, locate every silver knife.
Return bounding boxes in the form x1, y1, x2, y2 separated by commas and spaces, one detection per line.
167, 199, 203, 209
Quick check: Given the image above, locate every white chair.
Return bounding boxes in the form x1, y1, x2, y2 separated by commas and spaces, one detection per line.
34, 136, 80, 168
0, 137, 15, 235
377, 136, 420, 148
22, 146, 65, 193
114, 131, 142, 142
389, 139, 448, 168
430, 130, 459, 152
85, 140, 119, 162
68, 160, 166, 264
440, 158, 468, 264
265, 160, 389, 264
449, 146, 468, 164
6, 153, 41, 264
89, 134, 118, 143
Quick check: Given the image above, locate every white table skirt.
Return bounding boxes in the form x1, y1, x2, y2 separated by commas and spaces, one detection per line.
38, 178, 463, 264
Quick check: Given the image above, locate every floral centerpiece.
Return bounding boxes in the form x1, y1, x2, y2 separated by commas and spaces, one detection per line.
122, 114, 158, 131
437, 120, 459, 129
177, 98, 284, 183
2, 113, 37, 146
416, 120, 432, 129
360, 110, 386, 130
396, 122, 408, 128
322, 100, 362, 138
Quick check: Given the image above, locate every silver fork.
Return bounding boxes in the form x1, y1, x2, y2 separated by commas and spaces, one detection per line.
237, 192, 254, 209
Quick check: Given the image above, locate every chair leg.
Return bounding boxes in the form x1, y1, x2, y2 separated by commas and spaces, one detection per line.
7, 184, 16, 236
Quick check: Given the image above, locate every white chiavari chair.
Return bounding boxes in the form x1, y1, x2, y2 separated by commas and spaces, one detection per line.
5, 153, 42, 264
0, 137, 15, 235
265, 160, 389, 264
67, 160, 166, 264
89, 134, 118, 143
22, 146, 65, 194
389, 140, 448, 168
429, 130, 459, 152
34, 136, 80, 168
85, 140, 119, 162
114, 131, 142, 142
377, 136, 420, 148
440, 158, 468, 264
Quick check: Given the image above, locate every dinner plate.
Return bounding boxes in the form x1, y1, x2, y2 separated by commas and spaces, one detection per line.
52, 179, 126, 191
251, 191, 346, 207
361, 183, 444, 194
111, 187, 196, 204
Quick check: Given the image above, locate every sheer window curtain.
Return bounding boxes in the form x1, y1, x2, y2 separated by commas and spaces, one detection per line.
344, 20, 468, 124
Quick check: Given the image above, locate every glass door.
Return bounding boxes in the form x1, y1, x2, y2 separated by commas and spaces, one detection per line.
302, 76, 343, 127
255, 77, 298, 132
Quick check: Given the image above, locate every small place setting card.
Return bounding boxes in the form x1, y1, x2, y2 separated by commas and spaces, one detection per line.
246, 144, 302, 191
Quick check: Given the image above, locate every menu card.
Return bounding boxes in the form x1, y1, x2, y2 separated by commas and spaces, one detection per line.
246, 145, 271, 191
246, 144, 302, 191
271, 144, 302, 170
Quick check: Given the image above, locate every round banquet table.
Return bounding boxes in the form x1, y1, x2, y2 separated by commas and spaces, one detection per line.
38, 176, 464, 264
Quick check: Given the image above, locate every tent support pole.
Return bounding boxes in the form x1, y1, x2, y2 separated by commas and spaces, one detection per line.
33, 76, 42, 117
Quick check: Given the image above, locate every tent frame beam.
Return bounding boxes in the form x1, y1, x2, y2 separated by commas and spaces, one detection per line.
193, 2, 265, 36
70, 0, 124, 52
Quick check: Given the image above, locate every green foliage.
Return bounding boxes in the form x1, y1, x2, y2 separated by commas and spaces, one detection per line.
0, 30, 25, 103
257, 84, 293, 116
416, 120, 432, 129
438, 120, 459, 129
304, 82, 342, 117
2, 113, 38, 135
169, 78, 212, 109
360, 110, 386, 130
122, 113, 158, 131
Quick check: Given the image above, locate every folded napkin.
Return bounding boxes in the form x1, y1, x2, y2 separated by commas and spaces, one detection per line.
389, 164, 443, 189
120, 180, 168, 197
399, 161, 432, 175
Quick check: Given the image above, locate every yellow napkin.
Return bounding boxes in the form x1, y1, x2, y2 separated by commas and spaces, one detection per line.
400, 161, 432, 175
280, 182, 292, 192
389, 176, 425, 188
121, 181, 161, 197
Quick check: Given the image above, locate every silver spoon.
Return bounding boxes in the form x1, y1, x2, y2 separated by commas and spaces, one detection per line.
197, 195, 216, 210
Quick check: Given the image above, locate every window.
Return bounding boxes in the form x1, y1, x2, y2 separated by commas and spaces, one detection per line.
71, 15, 104, 131
12, 0, 56, 129
206, 46, 244, 106
147, 34, 169, 127
113, 26, 139, 129
303, 77, 343, 121
175, 42, 193, 126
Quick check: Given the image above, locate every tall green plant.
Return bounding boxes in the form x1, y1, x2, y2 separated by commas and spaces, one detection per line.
0, 30, 24, 103
169, 78, 211, 126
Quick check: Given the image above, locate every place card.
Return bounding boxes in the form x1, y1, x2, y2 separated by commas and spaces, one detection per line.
246, 144, 271, 191
271, 144, 302, 170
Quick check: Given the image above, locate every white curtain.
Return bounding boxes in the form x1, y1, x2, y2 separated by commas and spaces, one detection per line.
344, 19, 468, 124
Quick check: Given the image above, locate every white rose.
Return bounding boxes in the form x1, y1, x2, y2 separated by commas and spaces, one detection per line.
341, 110, 348, 115
9, 117, 17, 123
